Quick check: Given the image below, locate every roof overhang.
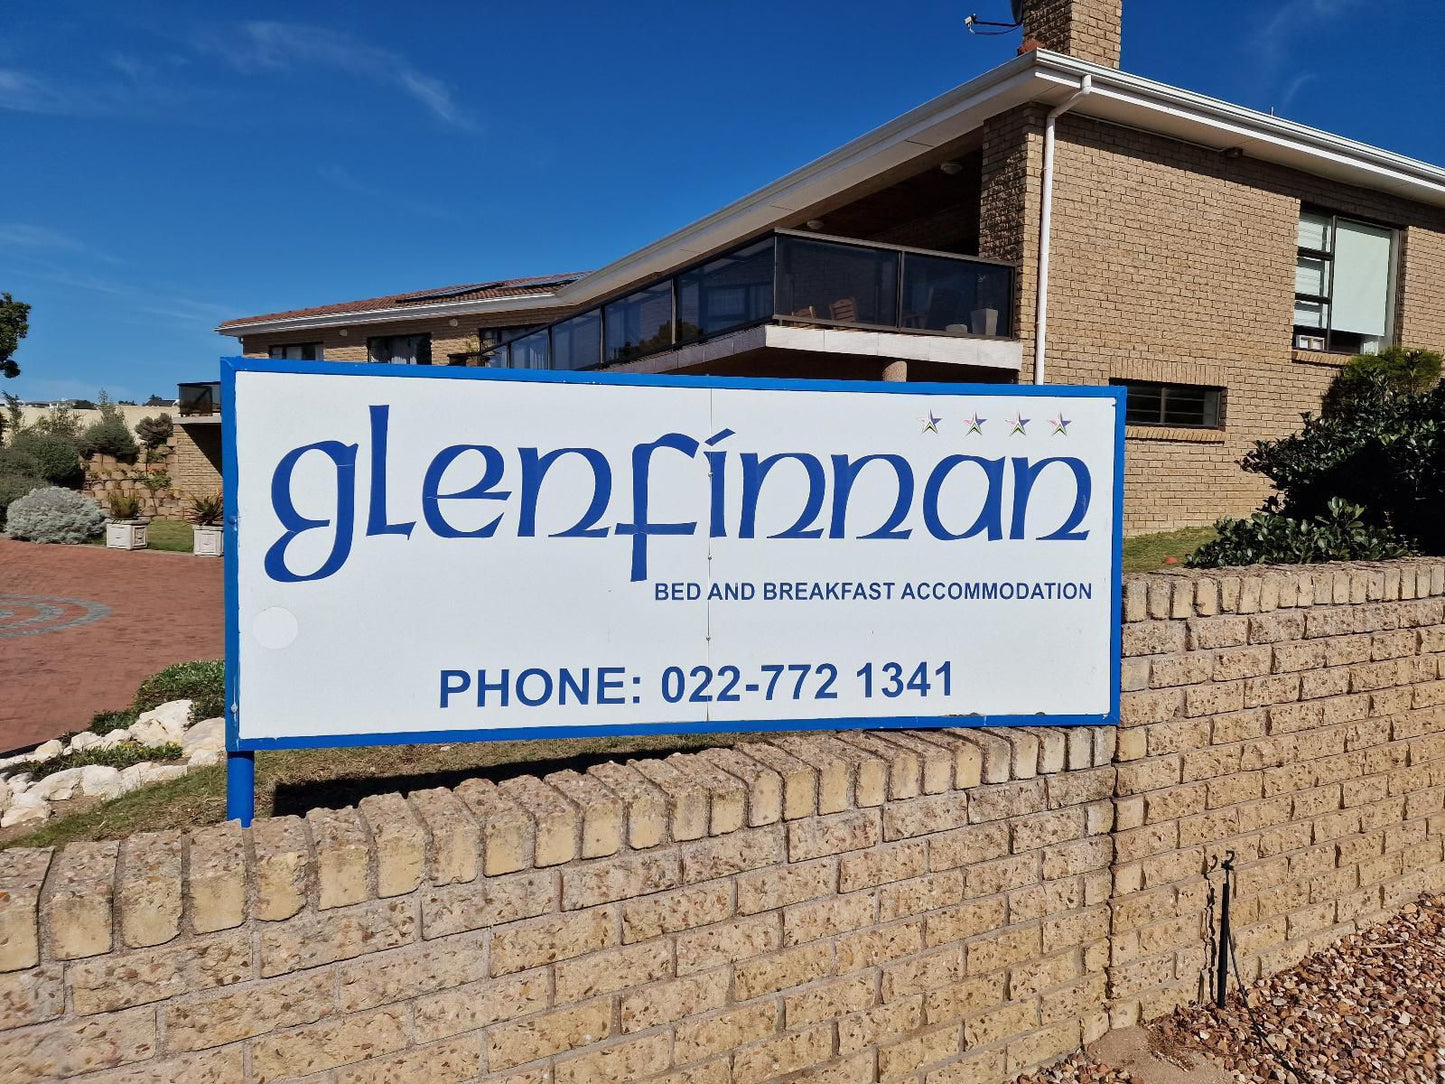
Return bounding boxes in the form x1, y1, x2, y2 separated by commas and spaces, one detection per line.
218, 50, 1445, 340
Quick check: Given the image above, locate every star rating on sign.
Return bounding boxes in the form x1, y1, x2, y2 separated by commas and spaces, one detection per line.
963, 412, 986, 435
921, 411, 942, 434
1049, 415, 1071, 436
1007, 413, 1029, 436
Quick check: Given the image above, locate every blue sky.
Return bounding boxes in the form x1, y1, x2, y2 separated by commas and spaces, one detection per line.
2, 0, 1441, 403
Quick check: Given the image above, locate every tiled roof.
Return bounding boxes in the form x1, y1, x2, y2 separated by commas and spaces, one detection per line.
217, 272, 587, 330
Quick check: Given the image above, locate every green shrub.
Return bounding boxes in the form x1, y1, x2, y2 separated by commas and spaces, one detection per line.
5, 486, 105, 543
133, 660, 224, 722
27, 404, 83, 442
187, 491, 223, 526
77, 419, 139, 460
1187, 498, 1412, 568
89, 709, 138, 735
1322, 347, 1442, 416
106, 492, 143, 520
0, 471, 44, 530
1239, 374, 1445, 553
0, 445, 41, 478
30, 742, 183, 781
135, 413, 173, 450
10, 432, 83, 487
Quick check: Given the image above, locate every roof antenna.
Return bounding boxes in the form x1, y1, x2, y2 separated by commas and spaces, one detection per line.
965, 0, 1023, 35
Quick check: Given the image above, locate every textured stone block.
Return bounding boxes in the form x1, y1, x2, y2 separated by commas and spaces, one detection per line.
337, 934, 485, 1012
554, 940, 671, 1002
0, 848, 50, 971
0, 1007, 156, 1079
118, 831, 183, 948
741, 742, 817, 819
490, 906, 616, 976
306, 806, 372, 910
675, 1001, 778, 1064
700, 745, 784, 826
681, 825, 784, 883
499, 775, 580, 867
486, 999, 612, 1071
251, 815, 310, 921
562, 850, 679, 910
421, 868, 554, 940
71, 931, 251, 1015
250, 1005, 408, 1081
163, 970, 333, 1052
336, 1036, 482, 1084
409, 786, 481, 885
455, 778, 535, 875
620, 969, 729, 1032
46, 840, 118, 959
545, 769, 624, 858
588, 761, 668, 848
555, 1033, 671, 1084
413, 970, 548, 1042
0, 963, 63, 1029
260, 897, 414, 977
359, 792, 426, 897
630, 757, 709, 841
621, 882, 732, 944
188, 821, 246, 934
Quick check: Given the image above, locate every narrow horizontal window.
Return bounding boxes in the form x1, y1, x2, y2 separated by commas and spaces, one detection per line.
1111, 380, 1224, 430
267, 342, 323, 361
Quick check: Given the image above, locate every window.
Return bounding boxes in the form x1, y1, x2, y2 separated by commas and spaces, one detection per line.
1112, 380, 1224, 429
1294, 207, 1396, 354
267, 343, 322, 361
367, 333, 431, 365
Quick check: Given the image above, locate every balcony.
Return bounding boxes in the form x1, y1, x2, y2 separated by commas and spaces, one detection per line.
485, 231, 1017, 378
178, 381, 222, 420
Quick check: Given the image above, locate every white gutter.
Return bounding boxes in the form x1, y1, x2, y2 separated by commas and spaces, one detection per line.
1034, 73, 1092, 386
217, 290, 568, 337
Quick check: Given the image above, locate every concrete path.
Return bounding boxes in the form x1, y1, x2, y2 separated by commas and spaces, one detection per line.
0, 538, 223, 752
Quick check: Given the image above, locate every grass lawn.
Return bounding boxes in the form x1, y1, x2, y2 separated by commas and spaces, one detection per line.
87, 518, 193, 552
1, 730, 790, 851
1121, 525, 1217, 572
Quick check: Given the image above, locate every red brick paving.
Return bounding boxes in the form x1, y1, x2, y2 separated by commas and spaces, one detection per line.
0, 538, 223, 752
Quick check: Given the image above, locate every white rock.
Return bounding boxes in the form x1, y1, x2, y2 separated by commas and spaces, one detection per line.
96, 728, 132, 749
30, 767, 86, 802
7, 773, 31, 793
130, 700, 191, 744
187, 749, 222, 768
118, 763, 152, 795
31, 740, 64, 763
0, 775, 10, 812
68, 731, 101, 753
182, 718, 224, 755
0, 754, 31, 771
139, 764, 188, 786
79, 765, 124, 800
1, 795, 49, 828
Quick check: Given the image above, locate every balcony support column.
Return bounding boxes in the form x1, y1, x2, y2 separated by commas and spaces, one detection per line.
881, 359, 908, 382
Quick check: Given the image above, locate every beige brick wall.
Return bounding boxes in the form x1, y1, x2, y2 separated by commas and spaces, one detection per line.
1020, 0, 1123, 68
4, 559, 1445, 1081
171, 423, 222, 497
983, 110, 1445, 535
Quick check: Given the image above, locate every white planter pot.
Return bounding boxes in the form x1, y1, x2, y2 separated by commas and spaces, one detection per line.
194, 525, 224, 557
105, 520, 148, 550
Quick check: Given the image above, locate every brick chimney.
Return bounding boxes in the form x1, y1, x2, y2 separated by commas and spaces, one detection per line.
1018, 0, 1122, 68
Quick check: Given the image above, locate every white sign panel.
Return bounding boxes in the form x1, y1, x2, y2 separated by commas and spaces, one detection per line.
225, 360, 1122, 749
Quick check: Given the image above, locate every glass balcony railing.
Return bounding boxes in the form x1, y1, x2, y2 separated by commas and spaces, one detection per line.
178, 381, 222, 417
486, 231, 1015, 371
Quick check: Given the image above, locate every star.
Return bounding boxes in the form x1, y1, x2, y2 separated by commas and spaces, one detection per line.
963, 412, 986, 435
1049, 415, 1071, 436
921, 411, 941, 435
1007, 414, 1029, 436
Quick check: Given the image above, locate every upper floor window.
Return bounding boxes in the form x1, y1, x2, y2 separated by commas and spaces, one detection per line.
1111, 379, 1224, 429
477, 325, 539, 367
1294, 208, 1396, 355
367, 333, 431, 365
268, 343, 322, 361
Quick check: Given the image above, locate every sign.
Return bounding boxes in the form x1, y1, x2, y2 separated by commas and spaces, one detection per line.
224, 358, 1123, 758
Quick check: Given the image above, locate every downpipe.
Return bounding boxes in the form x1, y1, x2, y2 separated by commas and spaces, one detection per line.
1033, 73, 1092, 385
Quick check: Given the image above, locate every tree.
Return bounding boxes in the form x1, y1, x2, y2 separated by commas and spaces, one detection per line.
143, 394, 170, 407
0, 293, 30, 379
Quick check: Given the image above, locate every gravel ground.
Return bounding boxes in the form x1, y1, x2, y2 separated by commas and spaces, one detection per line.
1154, 893, 1445, 1083
1016, 893, 1445, 1084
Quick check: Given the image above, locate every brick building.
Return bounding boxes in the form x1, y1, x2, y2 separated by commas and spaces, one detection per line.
195, 0, 1445, 534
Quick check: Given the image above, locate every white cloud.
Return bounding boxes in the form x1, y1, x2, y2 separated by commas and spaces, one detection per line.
0, 69, 86, 115
0, 224, 88, 251
215, 21, 474, 129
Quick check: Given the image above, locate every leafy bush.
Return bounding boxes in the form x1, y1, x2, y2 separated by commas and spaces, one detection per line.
106, 492, 143, 520
141, 472, 171, 493
0, 471, 44, 530
1239, 373, 1445, 552
0, 444, 41, 478
77, 419, 139, 459
28, 404, 83, 441
10, 432, 83, 487
187, 491, 223, 526
1322, 347, 1442, 417
134, 413, 173, 449
5, 486, 105, 543
89, 709, 138, 736
1188, 498, 1412, 568
134, 659, 224, 722
30, 742, 183, 781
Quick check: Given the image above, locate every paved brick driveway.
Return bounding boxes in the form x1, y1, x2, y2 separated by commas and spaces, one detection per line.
0, 538, 223, 752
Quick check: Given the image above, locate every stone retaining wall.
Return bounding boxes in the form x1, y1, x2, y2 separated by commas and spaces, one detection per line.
2, 559, 1444, 1083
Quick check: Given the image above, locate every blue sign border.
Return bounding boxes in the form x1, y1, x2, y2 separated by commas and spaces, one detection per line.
221, 355, 1124, 760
